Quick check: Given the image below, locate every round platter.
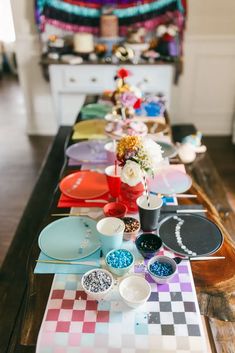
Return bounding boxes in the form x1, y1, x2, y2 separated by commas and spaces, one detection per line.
59, 170, 108, 199
38, 217, 101, 260
149, 166, 192, 195
66, 140, 107, 164
158, 213, 223, 257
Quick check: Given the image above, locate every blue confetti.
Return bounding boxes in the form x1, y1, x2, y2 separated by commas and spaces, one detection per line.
150, 261, 174, 277
107, 249, 133, 269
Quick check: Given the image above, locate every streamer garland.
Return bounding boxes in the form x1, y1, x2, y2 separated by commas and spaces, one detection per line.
35, 0, 186, 32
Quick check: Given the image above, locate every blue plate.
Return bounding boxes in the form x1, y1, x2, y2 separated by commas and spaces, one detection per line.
38, 217, 101, 260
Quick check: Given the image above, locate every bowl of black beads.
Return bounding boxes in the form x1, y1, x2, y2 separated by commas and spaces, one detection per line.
105, 249, 134, 276
81, 268, 114, 300
147, 255, 177, 284
135, 233, 162, 259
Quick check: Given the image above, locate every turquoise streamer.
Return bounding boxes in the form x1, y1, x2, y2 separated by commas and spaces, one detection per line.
43, 0, 100, 17
38, 0, 183, 19
37, 0, 47, 14
177, 0, 184, 13
114, 0, 183, 18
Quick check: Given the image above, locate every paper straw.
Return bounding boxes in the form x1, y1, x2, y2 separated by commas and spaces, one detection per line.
143, 174, 150, 208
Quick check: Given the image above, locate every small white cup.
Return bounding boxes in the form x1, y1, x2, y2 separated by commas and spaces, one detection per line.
96, 217, 125, 256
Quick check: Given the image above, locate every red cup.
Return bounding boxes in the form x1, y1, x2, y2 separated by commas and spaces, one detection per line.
105, 165, 121, 198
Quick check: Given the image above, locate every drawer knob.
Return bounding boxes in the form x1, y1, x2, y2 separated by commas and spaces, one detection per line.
69, 77, 76, 83
143, 78, 149, 83
91, 77, 97, 82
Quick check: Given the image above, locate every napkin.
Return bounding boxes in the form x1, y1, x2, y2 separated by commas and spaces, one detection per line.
72, 132, 107, 140
34, 249, 101, 274
57, 192, 110, 208
68, 159, 109, 169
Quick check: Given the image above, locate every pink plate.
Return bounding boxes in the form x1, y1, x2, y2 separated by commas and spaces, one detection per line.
149, 166, 192, 195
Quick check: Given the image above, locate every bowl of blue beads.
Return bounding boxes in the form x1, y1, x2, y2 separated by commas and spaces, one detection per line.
81, 268, 114, 300
147, 255, 177, 284
105, 249, 134, 276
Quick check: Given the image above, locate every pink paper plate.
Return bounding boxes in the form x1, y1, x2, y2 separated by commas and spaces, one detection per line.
149, 166, 192, 195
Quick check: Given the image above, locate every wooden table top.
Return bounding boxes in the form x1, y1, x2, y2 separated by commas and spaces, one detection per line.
0, 119, 235, 353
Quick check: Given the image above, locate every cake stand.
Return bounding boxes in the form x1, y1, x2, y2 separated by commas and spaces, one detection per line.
124, 43, 150, 64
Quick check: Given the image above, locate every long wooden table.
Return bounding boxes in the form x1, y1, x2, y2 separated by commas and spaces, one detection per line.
1, 120, 235, 353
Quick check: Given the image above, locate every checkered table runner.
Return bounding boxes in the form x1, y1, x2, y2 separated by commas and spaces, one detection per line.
36, 246, 207, 353
36, 159, 206, 352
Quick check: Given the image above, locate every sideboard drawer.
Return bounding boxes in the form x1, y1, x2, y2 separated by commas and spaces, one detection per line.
61, 65, 173, 99
63, 66, 116, 93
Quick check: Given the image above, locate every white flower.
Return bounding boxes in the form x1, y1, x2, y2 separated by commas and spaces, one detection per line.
121, 160, 143, 186
142, 138, 163, 173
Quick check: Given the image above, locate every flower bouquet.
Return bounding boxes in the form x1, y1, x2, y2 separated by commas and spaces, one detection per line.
116, 135, 163, 212
112, 68, 142, 119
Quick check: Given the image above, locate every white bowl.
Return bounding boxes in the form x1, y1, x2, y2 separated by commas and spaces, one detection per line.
147, 255, 177, 284
119, 275, 151, 308
81, 268, 114, 300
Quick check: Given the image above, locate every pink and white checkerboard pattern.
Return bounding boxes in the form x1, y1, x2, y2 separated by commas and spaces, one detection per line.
36, 247, 207, 353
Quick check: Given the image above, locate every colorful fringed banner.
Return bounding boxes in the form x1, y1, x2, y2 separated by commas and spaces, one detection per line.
35, 0, 187, 34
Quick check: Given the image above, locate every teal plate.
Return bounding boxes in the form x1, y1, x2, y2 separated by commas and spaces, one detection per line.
38, 217, 101, 260
81, 103, 112, 119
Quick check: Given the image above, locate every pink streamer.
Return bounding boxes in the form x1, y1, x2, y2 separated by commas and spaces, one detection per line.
43, 18, 99, 34
119, 11, 184, 36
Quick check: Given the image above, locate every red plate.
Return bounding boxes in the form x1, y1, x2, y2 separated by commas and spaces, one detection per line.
59, 171, 109, 199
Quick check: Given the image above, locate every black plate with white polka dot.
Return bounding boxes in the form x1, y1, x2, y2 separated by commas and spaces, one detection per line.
157, 213, 223, 257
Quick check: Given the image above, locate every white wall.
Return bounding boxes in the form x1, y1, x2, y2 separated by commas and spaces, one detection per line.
10, 0, 57, 135
0, 0, 15, 43
10, 0, 235, 135
169, 0, 235, 135
187, 0, 235, 36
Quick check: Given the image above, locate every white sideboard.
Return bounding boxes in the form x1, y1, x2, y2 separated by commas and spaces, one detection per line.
49, 64, 174, 126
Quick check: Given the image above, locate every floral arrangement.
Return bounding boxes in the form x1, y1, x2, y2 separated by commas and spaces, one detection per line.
116, 135, 163, 186
113, 68, 142, 116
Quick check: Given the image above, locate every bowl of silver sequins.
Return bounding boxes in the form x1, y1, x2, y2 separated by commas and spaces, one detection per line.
81, 268, 114, 300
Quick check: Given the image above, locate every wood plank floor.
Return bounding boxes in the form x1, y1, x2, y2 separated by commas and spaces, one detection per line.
0, 76, 53, 264
0, 75, 235, 266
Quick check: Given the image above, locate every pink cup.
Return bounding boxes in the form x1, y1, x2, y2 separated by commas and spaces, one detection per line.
105, 165, 121, 199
